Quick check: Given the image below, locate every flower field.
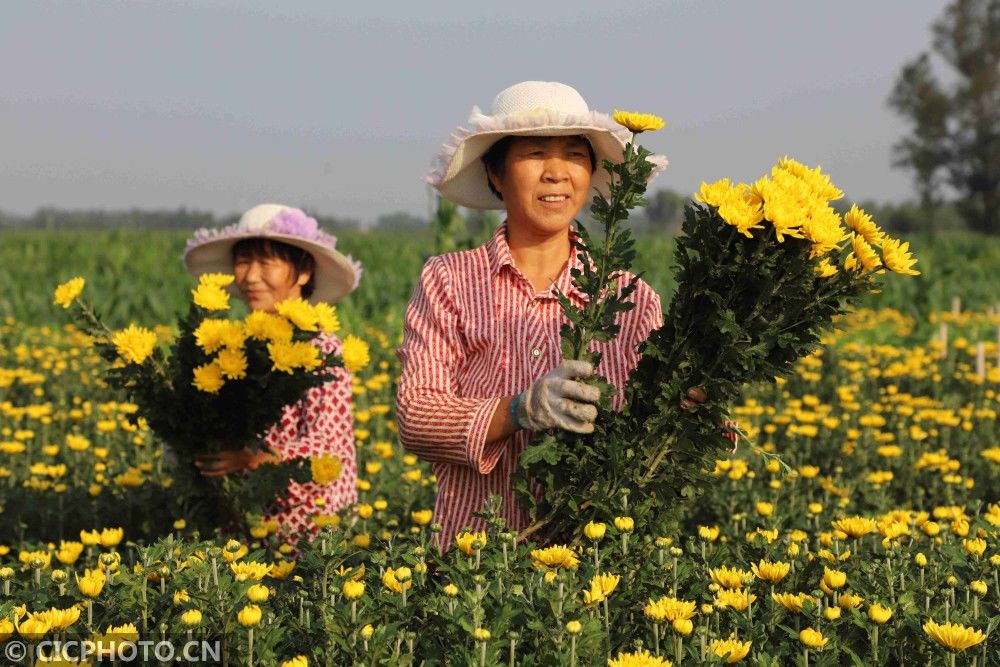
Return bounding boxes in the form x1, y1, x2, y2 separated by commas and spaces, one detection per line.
0, 230, 998, 665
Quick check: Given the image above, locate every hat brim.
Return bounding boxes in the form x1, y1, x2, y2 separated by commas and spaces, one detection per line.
183, 233, 360, 304
428, 109, 667, 210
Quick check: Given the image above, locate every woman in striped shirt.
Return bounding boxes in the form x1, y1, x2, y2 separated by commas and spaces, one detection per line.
398, 81, 679, 550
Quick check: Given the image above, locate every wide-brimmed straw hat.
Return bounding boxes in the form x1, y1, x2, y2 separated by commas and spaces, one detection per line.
427, 80, 668, 210
183, 203, 362, 304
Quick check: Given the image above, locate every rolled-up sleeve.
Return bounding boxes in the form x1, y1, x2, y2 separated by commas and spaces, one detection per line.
396, 257, 502, 472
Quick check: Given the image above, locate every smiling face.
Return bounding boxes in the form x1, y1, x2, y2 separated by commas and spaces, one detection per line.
232, 241, 313, 313
486, 135, 594, 237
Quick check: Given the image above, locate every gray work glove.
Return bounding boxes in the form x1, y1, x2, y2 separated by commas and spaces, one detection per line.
514, 360, 601, 433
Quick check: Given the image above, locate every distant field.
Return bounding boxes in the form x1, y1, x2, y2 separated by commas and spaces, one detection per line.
2, 228, 999, 338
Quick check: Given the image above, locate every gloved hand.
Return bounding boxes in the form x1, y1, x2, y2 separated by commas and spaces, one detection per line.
514, 360, 601, 433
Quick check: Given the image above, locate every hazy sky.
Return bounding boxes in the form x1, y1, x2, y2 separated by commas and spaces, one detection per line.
1, 1, 946, 223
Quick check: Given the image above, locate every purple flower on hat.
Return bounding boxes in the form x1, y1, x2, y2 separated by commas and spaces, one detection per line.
268, 208, 320, 238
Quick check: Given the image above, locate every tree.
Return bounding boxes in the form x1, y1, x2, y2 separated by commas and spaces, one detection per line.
889, 0, 1000, 234
644, 188, 687, 234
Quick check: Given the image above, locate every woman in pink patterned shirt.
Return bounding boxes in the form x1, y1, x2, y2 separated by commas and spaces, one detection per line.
398, 81, 677, 550
183, 203, 362, 542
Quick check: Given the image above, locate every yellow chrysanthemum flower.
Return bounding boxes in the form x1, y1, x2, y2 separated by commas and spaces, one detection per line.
773, 157, 844, 202
311, 454, 342, 485
194, 318, 230, 353
714, 588, 756, 611
34, 606, 81, 631
382, 567, 412, 593
880, 237, 920, 276
799, 202, 846, 257
313, 302, 341, 333
341, 335, 371, 373
607, 649, 672, 667
613, 110, 665, 133
695, 178, 735, 208
53, 277, 85, 308
530, 545, 580, 571
230, 561, 270, 581
191, 283, 230, 311
110, 324, 157, 365
850, 234, 882, 272
751, 560, 790, 583
772, 591, 813, 613
831, 516, 877, 538
280, 656, 308, 667
268, 341, 321, 373
276, 298, 319, 331
922, 619, 986, 651
198, 273, 234, 288
696, 179, 765, 237
843, 204, 883, 246
582, 573, 621, 605
709, 566, 753, 590
243, 310, 292, 343
799, 627, 828, 649
215, 347, 248, 380
643, 596, 697, 622
455, 531, 487, 556
192, 362, 225, 394
710, 637, 752, 663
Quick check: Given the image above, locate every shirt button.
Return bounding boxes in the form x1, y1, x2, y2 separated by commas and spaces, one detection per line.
531, 348, 541, 358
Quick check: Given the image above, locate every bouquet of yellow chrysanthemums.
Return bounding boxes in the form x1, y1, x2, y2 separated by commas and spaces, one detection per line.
54, 273, 370, 533
520, 113, 920, 541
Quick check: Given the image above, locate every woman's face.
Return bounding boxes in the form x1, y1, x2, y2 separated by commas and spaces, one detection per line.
233, 252, 311, 312
488, 135, 593, 237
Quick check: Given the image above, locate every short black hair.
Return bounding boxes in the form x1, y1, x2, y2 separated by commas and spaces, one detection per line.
231, 238, 317, 298
481, 135, 597, 201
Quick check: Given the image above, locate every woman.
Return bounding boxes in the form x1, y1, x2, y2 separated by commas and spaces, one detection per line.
182, 203, 362, 540
397, 81, 685, 550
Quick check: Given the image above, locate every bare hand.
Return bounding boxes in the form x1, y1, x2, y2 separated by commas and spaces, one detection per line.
679, 386, 707, 411
194, 448, 280, 477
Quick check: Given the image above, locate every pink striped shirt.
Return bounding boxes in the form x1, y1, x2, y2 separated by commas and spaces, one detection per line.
396, 224, 663, 550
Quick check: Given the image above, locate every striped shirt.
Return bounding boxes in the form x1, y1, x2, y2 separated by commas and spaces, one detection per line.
396, 223, 662, 550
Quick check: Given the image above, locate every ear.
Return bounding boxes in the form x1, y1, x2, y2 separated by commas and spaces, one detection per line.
485, 165, 503, 199
296, 269, 312, 288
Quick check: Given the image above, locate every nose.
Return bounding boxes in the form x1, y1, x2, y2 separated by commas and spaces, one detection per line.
242, 260, 263, 282
541, 157, 570, 183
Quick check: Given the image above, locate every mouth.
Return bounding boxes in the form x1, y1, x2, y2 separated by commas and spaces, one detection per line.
539, 195, 570, 203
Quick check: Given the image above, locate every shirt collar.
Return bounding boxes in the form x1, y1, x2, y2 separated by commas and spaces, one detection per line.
487, 222, 589, 301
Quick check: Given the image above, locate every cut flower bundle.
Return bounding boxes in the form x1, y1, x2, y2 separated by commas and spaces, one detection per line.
54, 273, 369, 533
519, 118, 920, 541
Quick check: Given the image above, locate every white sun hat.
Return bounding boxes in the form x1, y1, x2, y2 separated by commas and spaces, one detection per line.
183, 203, 362, 305
427, 80, 668, 210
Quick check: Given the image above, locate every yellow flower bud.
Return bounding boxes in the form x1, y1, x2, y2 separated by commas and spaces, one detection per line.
614, 517, 634, 533
180, 609, 202, 627
237, 604, 262, 627
671, 618, 693, 635
584, 522, 606, 541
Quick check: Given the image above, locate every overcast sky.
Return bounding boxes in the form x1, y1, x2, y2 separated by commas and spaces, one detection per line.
1, 1, 947, 223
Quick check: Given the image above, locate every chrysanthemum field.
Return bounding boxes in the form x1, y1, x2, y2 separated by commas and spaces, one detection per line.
0, 230, 997, 665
